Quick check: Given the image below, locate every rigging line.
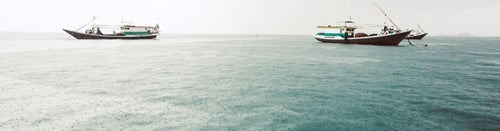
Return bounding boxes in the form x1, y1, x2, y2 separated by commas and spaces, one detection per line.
407, 39, 414, 46
75, 16, 97, 32
370, 0, 400, 30
418, 25, 425, 33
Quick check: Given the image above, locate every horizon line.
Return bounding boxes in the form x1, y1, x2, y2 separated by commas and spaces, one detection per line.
0, 31, 499, 38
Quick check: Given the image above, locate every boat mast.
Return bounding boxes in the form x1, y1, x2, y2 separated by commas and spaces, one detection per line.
75, 16, 97, 32
370, 0, 401, 30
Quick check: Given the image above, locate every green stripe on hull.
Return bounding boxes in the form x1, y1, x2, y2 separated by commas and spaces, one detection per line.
317, 33, 345, 37
124, 32, 151, 35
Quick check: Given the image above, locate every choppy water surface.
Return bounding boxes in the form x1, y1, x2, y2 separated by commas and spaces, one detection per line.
0, 33, 499, 130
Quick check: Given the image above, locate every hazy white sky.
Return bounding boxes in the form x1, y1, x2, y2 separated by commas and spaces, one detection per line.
1, 0, 499, 36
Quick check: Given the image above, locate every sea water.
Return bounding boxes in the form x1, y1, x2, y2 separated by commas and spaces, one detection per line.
0, 33, 499, 130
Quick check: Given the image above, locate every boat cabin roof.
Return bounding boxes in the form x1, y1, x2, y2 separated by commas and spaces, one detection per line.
121, 25, 158, 28
338, 20, 355, 23
317, 20, 357, 29
316, 25, 357, 29
90, 24, 158, 29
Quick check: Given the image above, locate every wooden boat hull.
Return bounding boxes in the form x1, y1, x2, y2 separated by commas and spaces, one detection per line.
315, 31, 411, 46
63, 29, 157, 40
406, 33, 427, 40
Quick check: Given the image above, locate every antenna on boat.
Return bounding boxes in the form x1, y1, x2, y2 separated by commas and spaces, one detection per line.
75, 16, 98, 32
120, 9, 124, 25
156, 17, 159, 27
370, 0, 401, 31
349, 0, 353, 21
320, 17, 324, 25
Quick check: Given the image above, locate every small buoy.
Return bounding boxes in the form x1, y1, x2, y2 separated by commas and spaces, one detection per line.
424, 44, 428, 47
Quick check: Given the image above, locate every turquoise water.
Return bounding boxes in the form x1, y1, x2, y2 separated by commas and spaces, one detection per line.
0, 33, 499, 130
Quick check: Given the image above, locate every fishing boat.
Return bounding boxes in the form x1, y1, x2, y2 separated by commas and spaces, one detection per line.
314, 0, 411, 46
406, 25, 427, 40
63, 17, 160, 40
314, 22, 411, 46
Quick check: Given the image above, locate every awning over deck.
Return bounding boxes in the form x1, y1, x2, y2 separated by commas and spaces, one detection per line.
316, 25, 357, 29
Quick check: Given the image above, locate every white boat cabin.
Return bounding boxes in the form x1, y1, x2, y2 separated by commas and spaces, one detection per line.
315, 21, 404, 39
315, 21, 363, 39
85, 24, 160, 36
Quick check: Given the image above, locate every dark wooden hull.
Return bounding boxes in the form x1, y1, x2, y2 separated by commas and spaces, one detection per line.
406, 33, 427, 40
63, 29, 157, 39
315, 31, 411, 46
